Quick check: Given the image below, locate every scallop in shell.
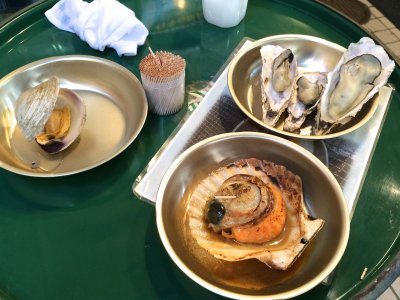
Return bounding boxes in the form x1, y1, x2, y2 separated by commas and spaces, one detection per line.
260, 45, 297, 126
15, 77, 86, 154
315, 37, 395, 134
283, 72, 327, 132
186, 158, 324, 271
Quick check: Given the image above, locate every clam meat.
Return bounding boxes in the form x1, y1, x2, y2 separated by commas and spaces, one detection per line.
316, 37, 395, 134
186, 158, 324, 271
283, 72, 327, 132
15, 77, 86, 154
260, 45, 297, 126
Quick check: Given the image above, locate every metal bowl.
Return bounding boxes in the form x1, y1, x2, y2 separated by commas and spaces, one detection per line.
0, 55, 147, 176
228, 34, 379, 139
156, 132, 350, 299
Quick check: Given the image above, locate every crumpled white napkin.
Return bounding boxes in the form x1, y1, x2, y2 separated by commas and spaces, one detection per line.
45, 0, 149, 56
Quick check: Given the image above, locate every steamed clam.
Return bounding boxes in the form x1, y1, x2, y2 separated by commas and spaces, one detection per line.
315, 37, 395, 134
15, 77, 86, 154
260, 45, 297, 126
187, 158, 324, 271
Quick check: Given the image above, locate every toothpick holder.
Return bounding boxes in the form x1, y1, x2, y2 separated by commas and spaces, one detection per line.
139, 51, 186, 116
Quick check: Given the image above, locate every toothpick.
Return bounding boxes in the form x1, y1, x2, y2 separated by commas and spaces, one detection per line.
214, 195, 237, 200
148, 47, 162, 67
360, 267, 368, 280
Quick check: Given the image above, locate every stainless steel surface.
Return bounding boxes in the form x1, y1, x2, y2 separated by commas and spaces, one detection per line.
0, 55, 148, 176
156, 132, 350, 299
133, 38, 393, 216
228, 34, 380, 139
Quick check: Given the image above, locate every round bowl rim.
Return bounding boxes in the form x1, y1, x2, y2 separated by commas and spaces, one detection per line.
156, 132, 350, 299
0, 55, 148, 177
227, 34, 380, 140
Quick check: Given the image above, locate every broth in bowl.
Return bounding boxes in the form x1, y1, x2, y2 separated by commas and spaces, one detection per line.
156, 132, 349, 299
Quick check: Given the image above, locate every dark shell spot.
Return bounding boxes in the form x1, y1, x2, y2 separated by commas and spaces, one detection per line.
287, 51, 294, 63
255, 166, 262, 171
267, 110, 278, 118
227, 163, 236, 169
39, 141, 65, 154
268, 175, 280, 187
207, 199, 226, 225
223, 228, 232, 235
301, 238, 309, 244
292, 116, 302, 122
228, 183, 251, 197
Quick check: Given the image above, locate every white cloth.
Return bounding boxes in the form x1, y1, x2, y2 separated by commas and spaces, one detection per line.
45, 0, 149, 56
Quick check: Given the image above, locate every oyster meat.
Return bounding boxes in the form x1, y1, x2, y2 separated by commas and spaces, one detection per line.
315, 37, 395, 134
187, 158, 324, 271
260, 45, 297, 126
15, 77, 86, 154
283, 72, 327, 132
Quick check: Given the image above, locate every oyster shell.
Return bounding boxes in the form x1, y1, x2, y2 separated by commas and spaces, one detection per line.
315, 37, 395, 134
260, 45, 297, 126
187, 158, 324, 270
283, 72, 327, 132
15, 77, 86, 154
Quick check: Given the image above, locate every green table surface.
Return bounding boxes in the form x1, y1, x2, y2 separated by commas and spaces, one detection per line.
0, 0, 399, 299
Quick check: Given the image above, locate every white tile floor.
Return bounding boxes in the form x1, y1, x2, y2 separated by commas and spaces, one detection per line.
378, 277, 400, 300
360, 0, 400, 63
357, 2, 400, 299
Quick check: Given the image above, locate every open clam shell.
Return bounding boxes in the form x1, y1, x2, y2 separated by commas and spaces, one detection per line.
15, 77, 86, 154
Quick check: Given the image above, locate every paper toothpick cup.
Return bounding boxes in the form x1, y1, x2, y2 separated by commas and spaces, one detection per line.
139, 49, 186, 115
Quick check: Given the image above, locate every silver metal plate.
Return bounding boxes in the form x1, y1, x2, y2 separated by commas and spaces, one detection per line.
133, 37, 394, 292
133, 38, 393, 220
0, 55, 148, 176
156, 132, 350, 298
228, 35, 380, 139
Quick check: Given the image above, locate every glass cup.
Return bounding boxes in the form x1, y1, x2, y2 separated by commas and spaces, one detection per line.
202, 0, 248, 28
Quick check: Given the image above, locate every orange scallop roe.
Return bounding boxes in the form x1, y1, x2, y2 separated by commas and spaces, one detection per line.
223, 182, 286, 243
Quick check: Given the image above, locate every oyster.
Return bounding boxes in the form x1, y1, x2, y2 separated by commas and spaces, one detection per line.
316, 37, 395, 134
15, 77, 86, 154
283, 72, 327, 132
260, 45, 297, 126
187, 158, 324, 271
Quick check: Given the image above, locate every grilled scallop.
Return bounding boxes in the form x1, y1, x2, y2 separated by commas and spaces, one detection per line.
186, 158, 324, 270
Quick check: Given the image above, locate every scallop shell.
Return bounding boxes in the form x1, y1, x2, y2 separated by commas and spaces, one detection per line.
15, 77, 86, 153
186, 158, 324, 270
